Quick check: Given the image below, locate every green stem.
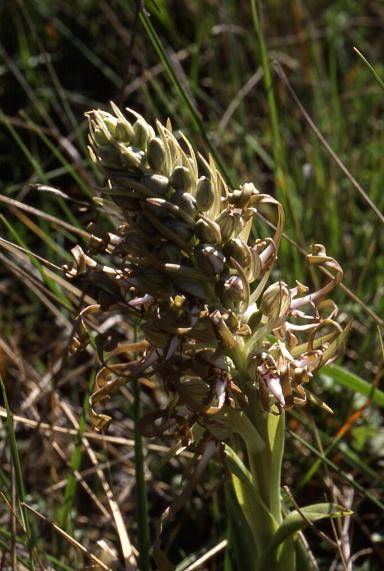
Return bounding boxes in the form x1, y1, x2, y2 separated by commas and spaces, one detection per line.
246, 394, 285, 524
229, 346, 291, 568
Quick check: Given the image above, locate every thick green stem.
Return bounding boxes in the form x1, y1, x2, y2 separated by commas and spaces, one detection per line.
246, 393, 284, 524
229, 345, 295, 570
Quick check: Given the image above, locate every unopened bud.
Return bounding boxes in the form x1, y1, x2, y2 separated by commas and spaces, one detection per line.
195, 216, 222, 245
133, 118, 154, 149
196, 177, 215, 211
92, 127, 109, 147
231, 182, 259, 208
174, 277, 206, 300
136, 268, 173, 298
195, 245, 225, 276
221, 274, 245, 308
142, 320, 170, 348
171, 191, 198, 218
215, 209, 243, 242
102, 115, 118, 137
223, 238, 249, 267
137, 214, 155, 234
115, 120, 135, 142
112, 195, 140, 212
170, 166, 192, 191
141, 173, 170, 196
147, 137, 166, 171
158, 243, 182, 263
164, 218, 194, 243
98, 146, 122, 168
260, 282, 291, 320
119, 145, 144, 169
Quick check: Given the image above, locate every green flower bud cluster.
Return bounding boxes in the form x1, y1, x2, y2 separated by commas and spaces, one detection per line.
67, 104, 345, 437
86, 105, 271, 316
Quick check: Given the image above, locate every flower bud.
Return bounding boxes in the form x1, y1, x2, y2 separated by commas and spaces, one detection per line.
231, 182, 259, 208
260, 282, 291, 320
92, 128, 110, 147
133, 118, 154, 149
147, 137, 166, 171
112, 195, 141, 212
114, 233, 146, 257
221, 275, 245, 308
223, 238, 250, 267
195, 216, 222, 245
196, 177, 215, 211
119, 145, 144, 169
170, 166, 192, 191
136, 213, 156, 235
164, 218, 194, 243
141, 173, 170, 196
102, 114, 118, 137
247, 309, 262, 330
195, 245, 225, 276
115, 120, 135, 142
143, 198, 168, 220
170, 191, 198, 218
98, 145, 122, 168
215, 209, 243, 242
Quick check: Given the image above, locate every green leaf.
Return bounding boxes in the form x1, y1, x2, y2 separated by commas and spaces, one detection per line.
224, 407, 265, 453
224, 444, 276, 557
322, 364, 384, 409
225, 486, 257, 571
262, 502, 352, 567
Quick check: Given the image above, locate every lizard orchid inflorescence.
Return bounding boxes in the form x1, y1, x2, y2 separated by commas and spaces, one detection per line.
65, 104, 349, 569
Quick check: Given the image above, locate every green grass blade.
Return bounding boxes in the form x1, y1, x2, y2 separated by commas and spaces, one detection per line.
288, 428, 384, 512
56, 378, 90, 535
0, 376, 35, 569
138, 5, 232, 185
0, 214, 69, 306
354, 47, 384, 91
322, 364, 384, 408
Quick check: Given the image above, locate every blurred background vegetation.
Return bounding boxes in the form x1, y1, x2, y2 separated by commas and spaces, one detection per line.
0, 0, 383, 569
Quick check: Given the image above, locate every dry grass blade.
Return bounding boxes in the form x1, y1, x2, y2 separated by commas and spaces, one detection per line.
21, 503, 110, 570
0, 194, 91, 239
283, 486, 338, 550
0, 407, 189, 452
183, 539, 227, 570
59, 401, 137, 570
0, 492, 46, 571
52, 441, 111, 519
0, 236, 62, 272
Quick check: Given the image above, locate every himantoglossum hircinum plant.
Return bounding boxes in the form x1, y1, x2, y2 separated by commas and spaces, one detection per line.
65, 104, 352, 570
